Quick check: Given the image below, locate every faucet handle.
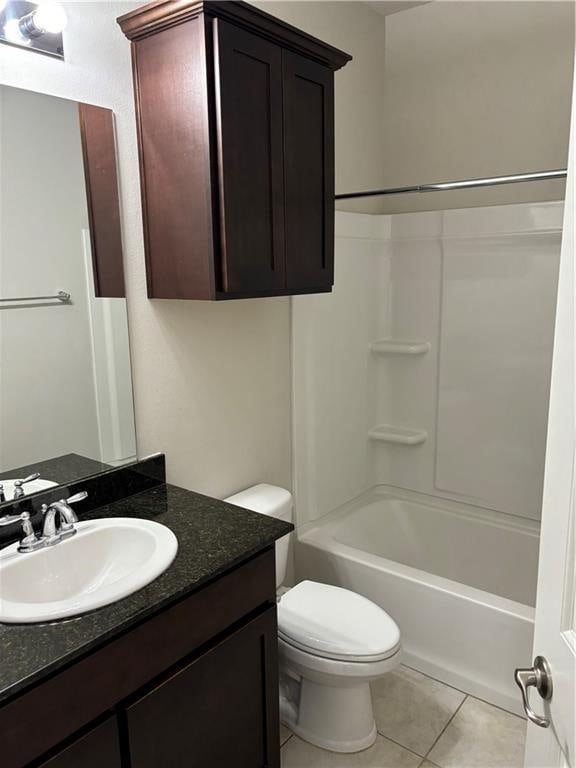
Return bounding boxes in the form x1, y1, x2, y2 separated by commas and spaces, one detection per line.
17, 512, 42, 553
65, 491, 88, 505
58, 491, 88, 531
15, 472, 40, 486
13, 473, 41, 499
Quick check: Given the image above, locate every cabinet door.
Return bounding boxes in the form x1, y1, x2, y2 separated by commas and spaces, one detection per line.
126, 606, 280, 768
78, 103, 125, 298
215, 21, 286, 296
38, 717, 121, 768
283, 51, 335, 292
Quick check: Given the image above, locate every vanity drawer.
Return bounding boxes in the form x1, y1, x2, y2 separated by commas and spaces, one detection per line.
126, 605, 279, 768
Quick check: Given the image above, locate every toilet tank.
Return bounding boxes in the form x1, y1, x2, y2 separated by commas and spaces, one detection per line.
225, 484, 292, 588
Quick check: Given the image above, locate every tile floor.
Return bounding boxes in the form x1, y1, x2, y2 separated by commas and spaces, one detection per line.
280, 665, 527, 768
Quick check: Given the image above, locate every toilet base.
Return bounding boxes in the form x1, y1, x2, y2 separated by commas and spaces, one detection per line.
280, 675, 378, 753
279, 638, 402, 754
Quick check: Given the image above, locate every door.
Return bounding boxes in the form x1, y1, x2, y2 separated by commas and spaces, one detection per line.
283, 51, 335, 292
519, 61, 576, 768
38, 717, 122, 768
214, 20, 286, 295
126, 606, 280, 768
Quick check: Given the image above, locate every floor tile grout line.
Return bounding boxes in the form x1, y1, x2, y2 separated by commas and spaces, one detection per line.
285, 725, 426, 762
467, 695, 526, 721
401, 663, 467, 696
423, 694, 469, 761
401, 662, 525, 720
374, 727, 429, 760
418, 759, 441, 768
280, 666, 525, 763
280, 733, 293, 750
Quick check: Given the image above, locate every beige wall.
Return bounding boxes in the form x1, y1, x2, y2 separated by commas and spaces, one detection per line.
374, 1, 575, 213
0, 1, 384, 499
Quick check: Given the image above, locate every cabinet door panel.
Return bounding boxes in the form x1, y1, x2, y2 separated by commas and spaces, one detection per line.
283, 52, 334, 291
78, 104, 125, 298
133, 19, 216, 299
215, 21, 286, 295
38, 717, 121, 768
127, 606, 280, 768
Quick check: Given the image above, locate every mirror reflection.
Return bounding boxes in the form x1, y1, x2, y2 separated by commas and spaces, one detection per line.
0, 85, 136, 503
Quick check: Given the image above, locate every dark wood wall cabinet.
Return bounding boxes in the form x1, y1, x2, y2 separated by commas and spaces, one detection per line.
2, 549, 280, 768
118, 1, 351, 300
78, 103, 126, 298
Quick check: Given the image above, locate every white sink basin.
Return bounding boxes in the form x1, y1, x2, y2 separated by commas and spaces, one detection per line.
0, 518, 178, 624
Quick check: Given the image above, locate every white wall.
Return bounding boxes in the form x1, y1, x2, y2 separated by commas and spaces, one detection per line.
377, 1, 574, 213
0, 86, 101, 469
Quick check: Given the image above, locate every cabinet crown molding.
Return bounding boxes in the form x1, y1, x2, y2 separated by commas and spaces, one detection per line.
117, 0, 352, 70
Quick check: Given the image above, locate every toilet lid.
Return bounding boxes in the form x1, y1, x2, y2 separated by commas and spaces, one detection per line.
278, 581, 401, 662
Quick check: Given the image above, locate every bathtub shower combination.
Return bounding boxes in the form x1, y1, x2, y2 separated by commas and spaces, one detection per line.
292, 202, 563, 715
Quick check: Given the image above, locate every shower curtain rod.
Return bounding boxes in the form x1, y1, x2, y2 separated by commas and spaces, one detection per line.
335, 169, 568, 200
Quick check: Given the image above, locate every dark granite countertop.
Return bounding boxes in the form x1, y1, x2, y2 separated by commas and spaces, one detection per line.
0, 483, 292, 706
0, 453, 113, 512
0, 453, 113, 485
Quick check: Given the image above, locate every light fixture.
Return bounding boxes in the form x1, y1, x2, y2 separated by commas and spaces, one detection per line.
0, 1, 67, 58
3, 16, 28, 43
19, 2, 66, 36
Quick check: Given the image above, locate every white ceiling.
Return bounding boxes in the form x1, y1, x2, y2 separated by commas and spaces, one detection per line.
366, 1, 429, 17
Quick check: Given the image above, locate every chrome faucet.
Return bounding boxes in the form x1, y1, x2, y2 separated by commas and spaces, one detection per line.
0, 473, 40, 504
0, 490, 88, 553
41, 492, 87, 544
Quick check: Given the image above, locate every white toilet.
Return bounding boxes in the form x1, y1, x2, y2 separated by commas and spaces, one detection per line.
225, 484, 402, 754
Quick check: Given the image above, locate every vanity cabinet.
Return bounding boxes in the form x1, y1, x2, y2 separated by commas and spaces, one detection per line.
127, 607, 278, 768
118, 1, 351, 300
1, 549, 280, 768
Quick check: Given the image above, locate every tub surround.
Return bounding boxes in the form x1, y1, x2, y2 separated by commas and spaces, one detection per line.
0, 458, 292, 768
293, 202, 562, 525
290, 203, 560, 715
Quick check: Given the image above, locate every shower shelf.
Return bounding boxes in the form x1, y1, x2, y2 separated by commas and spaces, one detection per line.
368, 425, 428, 445
370, 340, 431, 356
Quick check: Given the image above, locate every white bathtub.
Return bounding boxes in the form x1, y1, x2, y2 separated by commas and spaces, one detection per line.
296, 486, 539, 715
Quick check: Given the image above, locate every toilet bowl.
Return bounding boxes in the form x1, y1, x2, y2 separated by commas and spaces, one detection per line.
278, 580, 401, 752
225, 484, 402, 753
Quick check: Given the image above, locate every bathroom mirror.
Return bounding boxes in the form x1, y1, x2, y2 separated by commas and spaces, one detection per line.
0, 85, 136, 506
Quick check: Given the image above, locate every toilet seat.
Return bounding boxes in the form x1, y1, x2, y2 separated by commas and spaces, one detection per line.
278, 581, 401, 663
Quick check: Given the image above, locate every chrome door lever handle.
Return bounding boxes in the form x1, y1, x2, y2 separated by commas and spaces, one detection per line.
514, 656, 552, 728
